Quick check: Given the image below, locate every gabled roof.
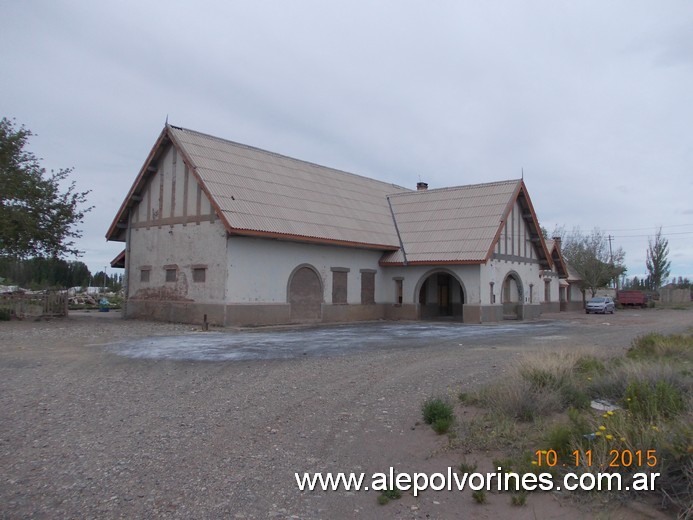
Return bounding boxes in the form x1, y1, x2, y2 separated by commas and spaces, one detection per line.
380, 179, 551, 266
545, 238, 569, 278
107, 125, 409, 249
108, 125, 552, 268
110, 249, 125, 269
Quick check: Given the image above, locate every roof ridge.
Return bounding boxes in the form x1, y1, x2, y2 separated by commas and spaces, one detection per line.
387, 178, 521, 197
168, 124, 410, 192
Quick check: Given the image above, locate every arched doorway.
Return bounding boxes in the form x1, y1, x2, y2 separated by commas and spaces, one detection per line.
501, 272, 523, 320
417, 271, 465, 321
288, 265, 323, 322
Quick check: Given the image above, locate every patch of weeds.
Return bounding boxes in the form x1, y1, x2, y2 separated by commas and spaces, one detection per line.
624, 380, 686, 420
454, 413, 519, 452
544, 422, 575, 458
521, 367, 558, 390
377, 487, 402, 505
574, 355, 606, 375
560, 383, 591, 409
450, 333, 692, 517
472, 490, 487, 504
459, 461, 478, 473
0, 308, 11, 321
432, 416, 453, 435
511, 493, 527, 506
422, 397, 454, 429
627, 333, 693, 361
377, 494, 389, 505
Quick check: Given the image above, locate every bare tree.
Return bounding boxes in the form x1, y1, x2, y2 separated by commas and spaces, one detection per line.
646, 227, 671, 290
559, 227, 626, 297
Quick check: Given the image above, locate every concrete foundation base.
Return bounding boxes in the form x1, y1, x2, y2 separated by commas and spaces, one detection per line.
125, 299, 547, 327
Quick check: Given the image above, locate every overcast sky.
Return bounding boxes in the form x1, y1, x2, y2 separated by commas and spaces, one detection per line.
2, 1, 692, 280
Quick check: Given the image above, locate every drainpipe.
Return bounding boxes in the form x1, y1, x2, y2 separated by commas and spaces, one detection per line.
387, 196, 408, 266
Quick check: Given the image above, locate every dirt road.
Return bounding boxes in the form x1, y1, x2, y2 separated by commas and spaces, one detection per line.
1, 309, 690, 519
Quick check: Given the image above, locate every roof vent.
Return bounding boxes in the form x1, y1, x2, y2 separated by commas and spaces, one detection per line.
416, 182, 428, 191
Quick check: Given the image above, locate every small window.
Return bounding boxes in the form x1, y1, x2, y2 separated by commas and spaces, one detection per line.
140, 269, 150, 283
193, 267, 206, 283
165, 268, 177, 283
332, 269, 348, 304
544, 280, 551, 302
394, 278, 403, 305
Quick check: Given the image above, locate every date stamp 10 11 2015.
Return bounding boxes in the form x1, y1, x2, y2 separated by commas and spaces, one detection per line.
534, 449, 658, 469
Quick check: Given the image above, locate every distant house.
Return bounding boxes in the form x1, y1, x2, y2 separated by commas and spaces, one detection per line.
545, 238, 584, 311
107, 125, 570, 326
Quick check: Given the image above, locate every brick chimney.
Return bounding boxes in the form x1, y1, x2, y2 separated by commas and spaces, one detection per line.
416, 182, 428, 191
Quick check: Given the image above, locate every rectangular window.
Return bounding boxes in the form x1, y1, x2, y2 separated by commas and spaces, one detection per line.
360, 270, 375, 304
490, 282, 495, 304
331, 268, 348, 304
544, 280, 551, 302
165, 267, 177, 283
193, 267, 206, 283
140, 269, 150, 283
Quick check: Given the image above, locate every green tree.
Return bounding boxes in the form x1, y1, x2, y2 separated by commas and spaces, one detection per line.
645, 227, 671, 290
560, 227, 626, 297
0, 117, 91, 259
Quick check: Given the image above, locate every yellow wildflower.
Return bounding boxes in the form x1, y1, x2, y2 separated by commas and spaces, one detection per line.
605, 434, 614, 441
599, 425, 606, 431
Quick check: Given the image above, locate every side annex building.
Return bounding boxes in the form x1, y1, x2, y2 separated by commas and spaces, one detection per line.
107, 125, 581, 327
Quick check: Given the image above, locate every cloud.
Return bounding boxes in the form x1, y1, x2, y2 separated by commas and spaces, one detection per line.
1, 0, 692, 277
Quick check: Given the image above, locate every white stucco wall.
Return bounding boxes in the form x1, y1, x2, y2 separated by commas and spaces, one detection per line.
128, 220, 228, 302
226, 237, 385, 304
482, 259, 544, 304
380, 265, 481, 304
125, 144, 227, 303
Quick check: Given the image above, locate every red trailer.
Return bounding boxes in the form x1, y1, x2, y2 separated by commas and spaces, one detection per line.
617, 290, 647, 308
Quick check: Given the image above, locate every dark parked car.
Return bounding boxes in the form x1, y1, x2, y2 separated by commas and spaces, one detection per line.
585, 297, 615, 314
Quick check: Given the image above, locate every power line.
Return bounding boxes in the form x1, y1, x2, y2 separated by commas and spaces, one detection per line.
614, 231, 693, 239
603, 223, 693, 232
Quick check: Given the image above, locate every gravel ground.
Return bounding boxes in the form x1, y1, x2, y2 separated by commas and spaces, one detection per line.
0, 308, 690, 519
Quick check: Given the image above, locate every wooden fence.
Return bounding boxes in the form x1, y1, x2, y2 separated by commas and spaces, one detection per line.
0, 291, 69, 319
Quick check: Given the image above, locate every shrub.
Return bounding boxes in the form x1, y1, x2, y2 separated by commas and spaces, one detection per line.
624, 380, 687, 420
422, 397, 454, 425
472, 490, 487, 504
0, 308, 11, 321
545, 423, 575, 458
432, 416, 453, 434
377, 486, 402, 505
459, 461, 478, 473
574, 355, 606, 374
560, 383, 591, 409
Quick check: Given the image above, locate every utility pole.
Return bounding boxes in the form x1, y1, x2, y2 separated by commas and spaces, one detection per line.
608, 235, 614, 262
607, 235, 619, 290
